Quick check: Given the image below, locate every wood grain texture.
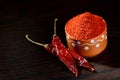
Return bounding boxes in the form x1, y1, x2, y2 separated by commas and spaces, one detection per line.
0, 0, 120, 80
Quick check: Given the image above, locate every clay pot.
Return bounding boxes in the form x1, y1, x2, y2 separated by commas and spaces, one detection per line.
65, 12, 107, 58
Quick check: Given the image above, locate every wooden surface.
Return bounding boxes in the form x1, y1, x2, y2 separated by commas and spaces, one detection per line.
0, 0, 120, 80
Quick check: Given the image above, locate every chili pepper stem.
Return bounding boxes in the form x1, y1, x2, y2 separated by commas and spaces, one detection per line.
53, 18, 58, 37
25, 34, 48, 48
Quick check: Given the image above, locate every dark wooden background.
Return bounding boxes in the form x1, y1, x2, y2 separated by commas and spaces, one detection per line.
0, 0, 120, 80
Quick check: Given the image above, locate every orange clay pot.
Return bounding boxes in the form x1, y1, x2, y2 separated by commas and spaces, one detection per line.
65, 12, 107, 58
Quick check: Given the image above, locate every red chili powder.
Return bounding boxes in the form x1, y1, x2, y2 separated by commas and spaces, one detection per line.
65, 12, 106, 40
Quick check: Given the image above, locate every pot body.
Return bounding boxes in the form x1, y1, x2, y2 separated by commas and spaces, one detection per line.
65, 27, 107, 58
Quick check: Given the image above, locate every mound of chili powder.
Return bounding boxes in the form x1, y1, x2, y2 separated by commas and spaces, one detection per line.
65, 12, 106, 40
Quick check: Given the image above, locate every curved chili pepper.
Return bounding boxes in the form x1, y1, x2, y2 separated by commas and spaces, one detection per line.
52, 36, 78, 77
26, 34, 95, 74
68, 49, 95, 72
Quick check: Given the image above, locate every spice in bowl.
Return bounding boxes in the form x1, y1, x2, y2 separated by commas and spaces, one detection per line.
65, 12, 107, 58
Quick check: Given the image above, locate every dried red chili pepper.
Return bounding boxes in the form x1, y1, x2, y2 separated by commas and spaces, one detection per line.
68, 49, 95, 72
51, 18, 78, 77
26, 34, 95, 72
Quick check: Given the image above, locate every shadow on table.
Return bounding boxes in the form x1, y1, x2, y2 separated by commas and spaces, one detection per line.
88, 36, 120, 68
